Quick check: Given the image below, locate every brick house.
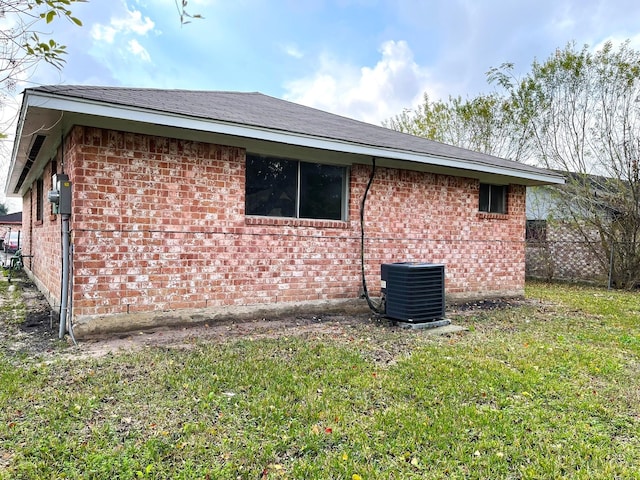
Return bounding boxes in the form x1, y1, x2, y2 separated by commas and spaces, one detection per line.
6, 86, 563, 337
0, 212, 22, 231
0, 211, 22, 251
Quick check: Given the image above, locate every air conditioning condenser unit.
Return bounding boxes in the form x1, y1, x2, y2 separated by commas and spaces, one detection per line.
381, 262, 447, 324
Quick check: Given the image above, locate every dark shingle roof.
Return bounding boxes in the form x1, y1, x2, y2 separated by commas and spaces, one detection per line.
30, 85, 560, 181
0, 212, 22, 224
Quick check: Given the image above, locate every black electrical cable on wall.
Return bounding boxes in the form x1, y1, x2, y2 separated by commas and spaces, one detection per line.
360, 158, 385, 314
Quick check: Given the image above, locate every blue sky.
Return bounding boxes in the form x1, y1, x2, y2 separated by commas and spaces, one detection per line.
2, 0, 640, 210
11, 0, 640, 123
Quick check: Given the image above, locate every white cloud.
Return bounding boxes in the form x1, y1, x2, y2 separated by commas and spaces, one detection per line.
283, 40, 441, 125
118, 8, 155, 35
91, 5, 155, 43
128, 39, 151, 62
593, 33, 640, 53
283, 44, 304, 59
91, 24, 118, 43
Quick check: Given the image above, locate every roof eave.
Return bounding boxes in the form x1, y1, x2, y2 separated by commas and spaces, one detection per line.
11, 90, 565, 191
4, 93, 32, 196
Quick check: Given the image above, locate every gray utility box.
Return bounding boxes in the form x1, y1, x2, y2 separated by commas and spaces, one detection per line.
381, 262, 445, 322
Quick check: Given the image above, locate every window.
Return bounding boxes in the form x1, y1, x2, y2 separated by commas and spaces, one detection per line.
245, 154, 347, 220
479, 183, 507, 214
50, 160, 57, 215
526, 220, 547, 242
36, 177, 44, 222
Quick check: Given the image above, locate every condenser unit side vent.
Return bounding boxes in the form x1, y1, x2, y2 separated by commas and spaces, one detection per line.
381, 262, 445, 322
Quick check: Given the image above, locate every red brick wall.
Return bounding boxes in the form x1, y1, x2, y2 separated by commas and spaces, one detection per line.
351, 166, 526, 296
29, 126, 526, 322
21, 157, 63, 305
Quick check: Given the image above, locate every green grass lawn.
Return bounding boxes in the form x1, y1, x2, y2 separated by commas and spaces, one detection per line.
1, 282, 639, 479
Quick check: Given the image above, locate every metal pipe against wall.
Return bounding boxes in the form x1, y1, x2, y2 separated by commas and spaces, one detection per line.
68, 243, 76, 345
59, 214, 71, 339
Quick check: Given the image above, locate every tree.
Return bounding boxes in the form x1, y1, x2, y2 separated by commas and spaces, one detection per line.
0, 1, 201, 120
386, 41, 640, 288
1, 0, 85, 141
1, 0, 201, 97
175, 0, 203, 25
491, 41, 640, 288
383, 91, 531, 162
1, 0, 84, 89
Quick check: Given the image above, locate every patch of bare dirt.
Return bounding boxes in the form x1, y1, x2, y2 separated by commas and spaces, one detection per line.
449, 297, 534, 314
71, 313, 388, 359
1, 273, 396, 360
0, 273, 60, 358
1, 272, 535, 362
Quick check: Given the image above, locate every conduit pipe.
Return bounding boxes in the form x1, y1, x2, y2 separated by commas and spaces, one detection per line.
360, 158, 385, 314
58, 214, 71, 339
68, 243, 76, 345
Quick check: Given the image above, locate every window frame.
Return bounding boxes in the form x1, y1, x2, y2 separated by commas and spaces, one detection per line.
245, 154, 348, 221
35, 177, 44, 222
50, 160, 57, 216
479, 183, 508, 214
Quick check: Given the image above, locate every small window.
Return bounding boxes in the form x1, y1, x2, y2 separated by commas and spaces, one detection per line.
245, 154, 347, 220
479, 183, 507, 214
526, 220, 547, 242
36, 177, 44, 222
50, 160, 57, 215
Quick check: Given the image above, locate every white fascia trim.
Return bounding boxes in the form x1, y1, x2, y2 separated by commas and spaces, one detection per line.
4, 97, 30, 194
27, 92, 565, 185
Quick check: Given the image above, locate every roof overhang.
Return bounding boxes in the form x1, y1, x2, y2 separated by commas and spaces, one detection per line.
6, 89, 564, 197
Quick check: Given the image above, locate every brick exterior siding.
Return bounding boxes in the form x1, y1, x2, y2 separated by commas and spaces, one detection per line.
21, 159, 62, 306
23, 126, 527, 330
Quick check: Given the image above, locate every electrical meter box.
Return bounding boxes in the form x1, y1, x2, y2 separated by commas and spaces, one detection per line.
48, 174, 72, 215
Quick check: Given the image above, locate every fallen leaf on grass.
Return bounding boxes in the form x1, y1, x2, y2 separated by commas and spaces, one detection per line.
261, 464, 286, 479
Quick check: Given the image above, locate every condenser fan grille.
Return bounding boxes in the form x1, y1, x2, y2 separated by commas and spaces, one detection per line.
381, 262, 445, 322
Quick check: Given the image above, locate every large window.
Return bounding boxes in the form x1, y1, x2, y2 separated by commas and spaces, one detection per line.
479, 183, 507, 214
246, 154, 347, 220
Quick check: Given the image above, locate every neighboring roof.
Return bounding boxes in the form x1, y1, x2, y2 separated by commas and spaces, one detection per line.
6, 86, 564, 196
0, 212, 22, 224
527, 171, 630, 220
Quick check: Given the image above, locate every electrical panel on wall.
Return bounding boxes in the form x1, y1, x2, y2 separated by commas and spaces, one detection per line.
48, 173, 72, 215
